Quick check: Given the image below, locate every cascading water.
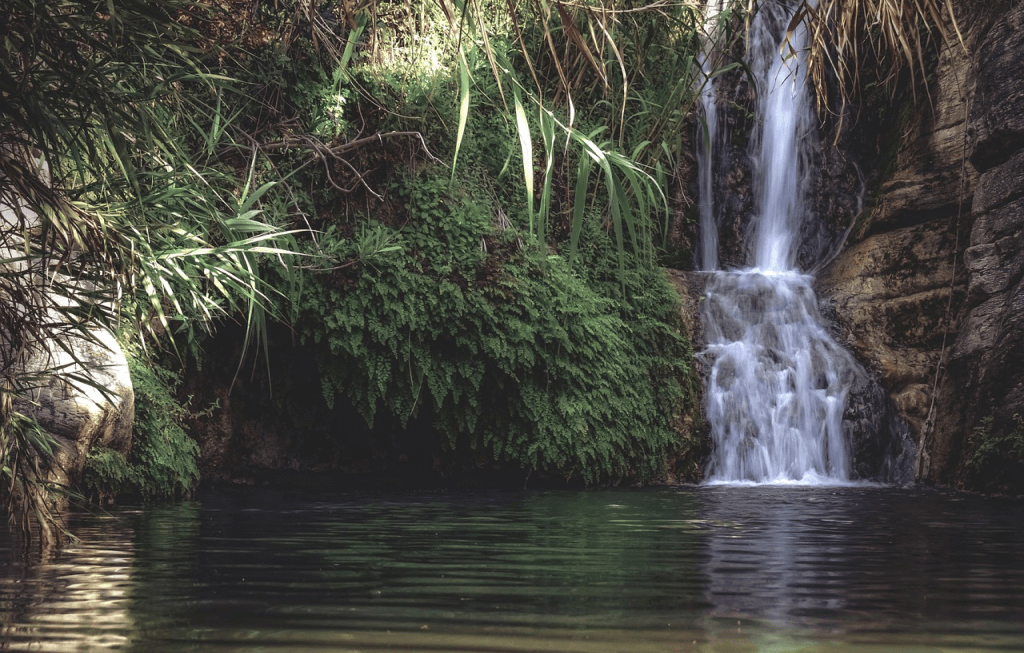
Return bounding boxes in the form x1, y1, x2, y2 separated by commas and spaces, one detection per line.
699, 0, 864, 484
696, 53, 719, 272
696, 0, 726, 272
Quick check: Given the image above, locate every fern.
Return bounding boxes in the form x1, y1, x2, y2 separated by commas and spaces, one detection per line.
295, 176, 700, 483
84, 352, 200, 501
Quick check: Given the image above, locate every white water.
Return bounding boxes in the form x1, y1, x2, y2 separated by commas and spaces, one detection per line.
696, 53, 719, 271
699, 0, 863, 484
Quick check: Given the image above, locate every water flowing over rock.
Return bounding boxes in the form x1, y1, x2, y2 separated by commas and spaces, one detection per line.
702, 270, 859, 482
696, 53, 720, 272
697, 0, 900, 484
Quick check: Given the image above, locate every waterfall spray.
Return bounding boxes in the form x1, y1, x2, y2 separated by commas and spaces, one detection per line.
698, 0, 864, 484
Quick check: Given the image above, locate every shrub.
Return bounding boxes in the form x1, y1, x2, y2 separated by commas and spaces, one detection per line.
84, 354, 200, 501
296, 170, 698, 483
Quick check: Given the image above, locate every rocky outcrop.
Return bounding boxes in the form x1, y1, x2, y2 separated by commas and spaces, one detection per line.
13, 329, 134, 489
926, 0, 1024, 489
818, 0, 1024, 490
816, 5, 978, 453
1, 152, 134, 492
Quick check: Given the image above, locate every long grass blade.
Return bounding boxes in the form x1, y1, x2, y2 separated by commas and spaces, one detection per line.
537, 108, 557, 245
512, 84, 535, 237
338, 11, 368, 79
569, 152, 592, 265
451, 49, 472, 188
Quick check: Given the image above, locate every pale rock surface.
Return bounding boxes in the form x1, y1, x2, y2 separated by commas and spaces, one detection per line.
12, 329, 135, 489
1, 151, 134, 490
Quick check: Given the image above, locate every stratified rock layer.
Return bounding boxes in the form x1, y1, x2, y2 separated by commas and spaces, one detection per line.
818, 0, 1024, 489
926, 1, 1024, 487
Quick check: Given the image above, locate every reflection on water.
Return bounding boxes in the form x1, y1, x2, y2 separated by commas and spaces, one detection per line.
0, 486, 1022, 652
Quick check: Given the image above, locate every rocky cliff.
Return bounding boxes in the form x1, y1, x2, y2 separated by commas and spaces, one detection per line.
928, 0, 1024, 490
817, 0, 1024, 491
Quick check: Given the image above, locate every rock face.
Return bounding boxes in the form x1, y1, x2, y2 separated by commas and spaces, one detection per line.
13, 329, 135, 490
676, 0, 1024, 488
1, 152, 134, 492
927, 0, 1024, 489
817, 0, 1024, 490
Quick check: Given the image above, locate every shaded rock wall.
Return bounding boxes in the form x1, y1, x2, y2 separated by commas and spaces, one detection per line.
818, 0, 1024, 489
927, 0, 1024, 488
181, 323, 459, 488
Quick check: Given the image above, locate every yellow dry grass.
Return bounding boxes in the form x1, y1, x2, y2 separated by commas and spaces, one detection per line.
785, 0, 964, 127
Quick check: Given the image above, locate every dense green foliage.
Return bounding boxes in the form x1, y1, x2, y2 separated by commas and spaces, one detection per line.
0, 0, 297, 536
233, 0, 709, 483
299, 186, 698, 481
963, 415, 1024, 493
0, 0, 979, 523
155, 0, 708, 485
8, 0, 718, 513
84, 353, 200, 502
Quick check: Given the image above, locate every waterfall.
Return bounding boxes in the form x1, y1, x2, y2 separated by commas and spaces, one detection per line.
698, 0, 864, 484
696, 53, 719, 272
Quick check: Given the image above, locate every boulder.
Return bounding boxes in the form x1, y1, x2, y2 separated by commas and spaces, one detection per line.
1, 150, 134, 492
12, 328, 135, 490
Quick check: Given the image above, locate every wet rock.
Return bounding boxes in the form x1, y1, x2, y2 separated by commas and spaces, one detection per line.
816, 220, 961, 446
843, 372, 916, 484
814, 1, 988, 479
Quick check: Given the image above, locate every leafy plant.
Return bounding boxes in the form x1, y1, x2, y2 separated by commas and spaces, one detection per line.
296, 184, 699, 483
0, 399, 68, 548
393, 171, 490, 275
0, 0, 300, 536
84, 353, 200, 502
963, 414, 1024, 492
784, 0, 964, 129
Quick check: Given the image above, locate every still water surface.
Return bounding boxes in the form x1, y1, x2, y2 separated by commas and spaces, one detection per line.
1, 485, 1022, 652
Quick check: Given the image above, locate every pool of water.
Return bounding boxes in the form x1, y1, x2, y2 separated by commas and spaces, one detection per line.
0, 485, 1022, 652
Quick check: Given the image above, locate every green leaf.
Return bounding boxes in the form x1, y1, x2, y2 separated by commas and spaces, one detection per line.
512, 84, 534, 237
338, 11, 369, 80
450, 49, 472, 188
569, 154, 592, 266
